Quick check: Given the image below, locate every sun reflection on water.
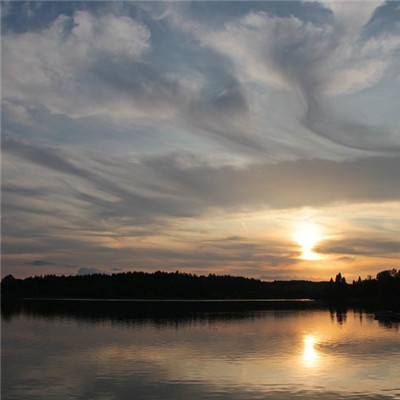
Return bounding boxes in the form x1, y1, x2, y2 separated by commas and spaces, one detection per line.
302, 334, 320, 368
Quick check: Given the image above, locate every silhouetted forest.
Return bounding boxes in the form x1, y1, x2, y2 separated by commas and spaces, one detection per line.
1, 271, 326, 299
1, 269, 399, 304
325, 269, 400, 302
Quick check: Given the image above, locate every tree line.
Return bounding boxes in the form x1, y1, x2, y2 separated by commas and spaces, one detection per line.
1, 268, 399, 302
326, 269, 400, 301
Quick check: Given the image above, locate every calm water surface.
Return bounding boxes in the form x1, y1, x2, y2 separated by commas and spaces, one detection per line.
2, 300, 400, 400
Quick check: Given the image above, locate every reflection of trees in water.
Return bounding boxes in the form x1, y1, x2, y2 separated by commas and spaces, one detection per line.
2, 299, 321, 327
377, 319, 400, 332
3, 299, 399, 330
329, 306, 347, 325
328, 306, 368, 326
336, 311, 347, 325
327, 305, 400, 331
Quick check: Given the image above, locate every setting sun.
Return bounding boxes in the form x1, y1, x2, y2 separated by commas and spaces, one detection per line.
295, 221, 322, 260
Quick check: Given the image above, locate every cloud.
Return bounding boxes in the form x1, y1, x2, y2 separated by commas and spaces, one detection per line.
2, 11, 150, 118
179, 2, 400, 151
23, 259, 82, 270
26, 260, 55, 266
4, 137, 400, 220
130, 153, 400, 211
5, 3, 398, 156
316, 238, 400, 258
2, 8, 255, 153
193, 5, 391, 95
77, 267, 105, 276
2, 136, 85, 177
226, 236, 243, 241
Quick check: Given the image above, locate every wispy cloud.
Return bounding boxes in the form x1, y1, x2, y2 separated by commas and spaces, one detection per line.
4, 138, 400, 218
316, 238, 400, 258
177, 1, 400, 151
26, 260, 55, 266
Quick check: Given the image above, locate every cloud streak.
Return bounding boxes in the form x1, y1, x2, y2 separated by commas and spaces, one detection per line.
4, 137, 400, 218
180, 1, 400, 151
2, 9, 258, 153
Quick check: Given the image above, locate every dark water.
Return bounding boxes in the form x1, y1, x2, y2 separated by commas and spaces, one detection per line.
2, 300, 400, 400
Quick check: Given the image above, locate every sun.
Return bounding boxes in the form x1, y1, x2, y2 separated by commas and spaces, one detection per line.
295, 221, 322, 260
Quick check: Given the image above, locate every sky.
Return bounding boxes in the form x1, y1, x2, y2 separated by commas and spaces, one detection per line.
1, 0, 400, 281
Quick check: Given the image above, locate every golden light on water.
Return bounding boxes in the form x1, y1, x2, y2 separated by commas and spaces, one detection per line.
302, 334, 320, 367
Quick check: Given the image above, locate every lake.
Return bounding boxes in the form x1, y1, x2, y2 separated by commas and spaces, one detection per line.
2, 299, 400, 400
